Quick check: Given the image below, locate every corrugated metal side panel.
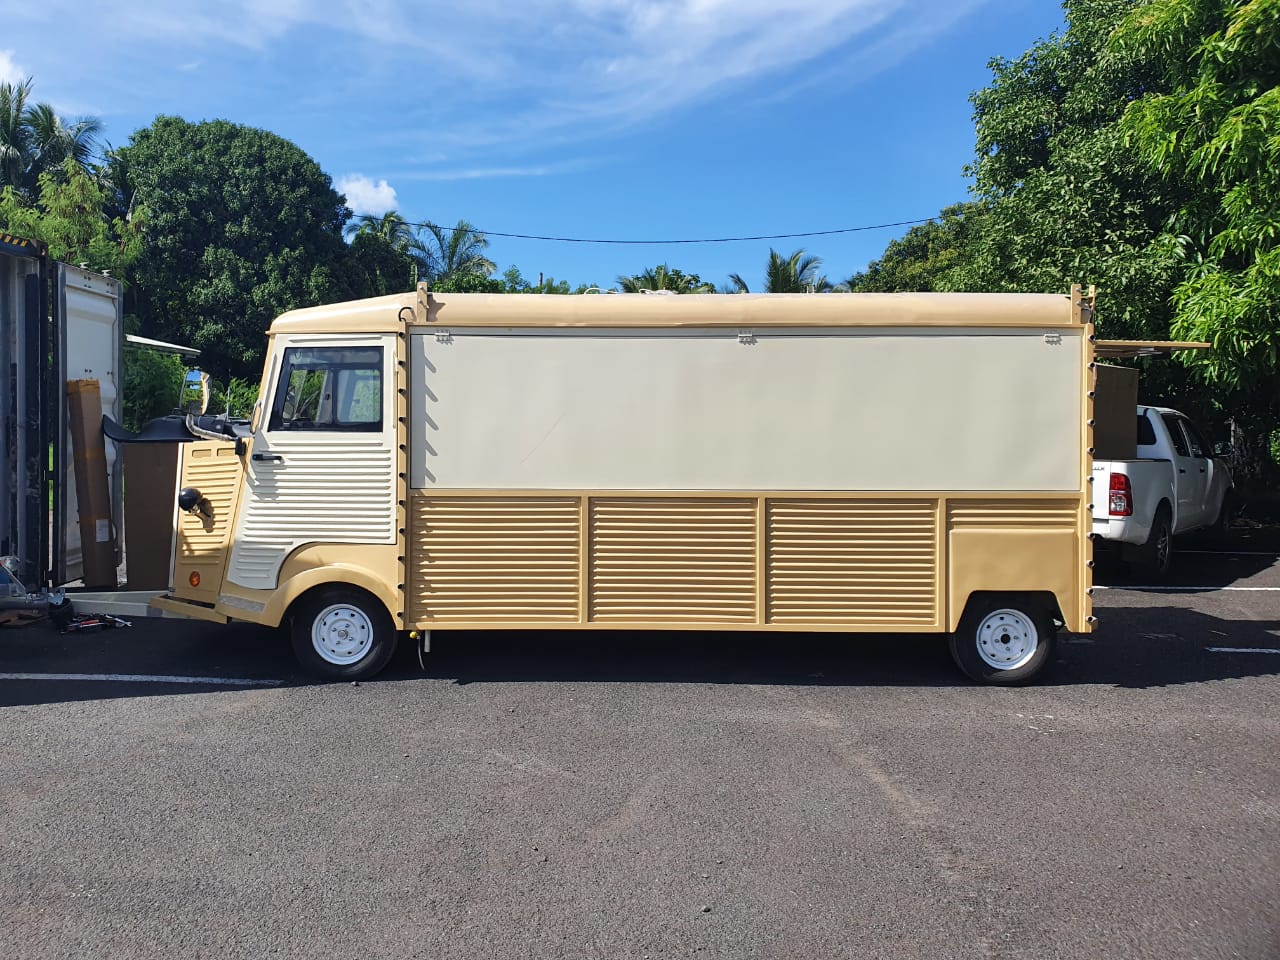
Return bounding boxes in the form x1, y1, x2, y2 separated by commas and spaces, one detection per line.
589, 498, 757, 622
766, 499, 939, 625
227, 443, 395, 590
408, 497, 580, 622
173, 442, 242, 605
948, 500, 1080, 528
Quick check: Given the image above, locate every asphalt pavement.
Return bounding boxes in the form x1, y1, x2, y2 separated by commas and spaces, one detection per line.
1, 535, 1277, 959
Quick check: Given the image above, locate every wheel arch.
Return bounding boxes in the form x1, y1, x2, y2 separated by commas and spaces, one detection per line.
265, 563, 399, 628
955, 590, 1064, 630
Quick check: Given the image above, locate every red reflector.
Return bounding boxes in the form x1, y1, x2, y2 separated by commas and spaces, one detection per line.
189, 571, 201, 588
1108, 473, 1133, 517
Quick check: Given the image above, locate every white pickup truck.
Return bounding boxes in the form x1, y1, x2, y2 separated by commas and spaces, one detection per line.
1091, 406, 1233, 577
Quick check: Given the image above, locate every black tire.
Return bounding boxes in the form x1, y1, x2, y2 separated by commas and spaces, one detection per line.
290, 586, 398, 681
1133, 504, 1173, 580
949, 597, 1056, 685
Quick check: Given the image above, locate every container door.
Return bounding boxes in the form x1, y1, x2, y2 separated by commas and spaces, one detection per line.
225, 336, 396, 591
54, 264, 123, 586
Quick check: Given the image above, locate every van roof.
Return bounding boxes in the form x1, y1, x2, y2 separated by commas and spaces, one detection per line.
268, 288, 1079, 336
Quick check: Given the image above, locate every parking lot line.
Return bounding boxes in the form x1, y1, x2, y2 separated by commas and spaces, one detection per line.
1206, 648, 1280, 655
1094, 586, 1280, 593
0, 672, 282, 687
1180, 550, 1280, 557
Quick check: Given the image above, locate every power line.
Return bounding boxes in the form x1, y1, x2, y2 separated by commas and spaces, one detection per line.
393, 217, 938, 245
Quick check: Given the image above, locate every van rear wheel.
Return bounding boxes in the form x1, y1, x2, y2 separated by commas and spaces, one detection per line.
949, 597, 1055, 685
291, 587, 398, 681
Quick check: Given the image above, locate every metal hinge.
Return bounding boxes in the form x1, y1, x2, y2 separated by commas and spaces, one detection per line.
737, 329, 757, 345
1044, 330, 1062, 345
435, 329, 453, 344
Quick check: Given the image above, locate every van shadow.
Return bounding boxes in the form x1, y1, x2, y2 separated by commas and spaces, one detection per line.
1095, 530, 1278, 588
1, 606, 1276, 708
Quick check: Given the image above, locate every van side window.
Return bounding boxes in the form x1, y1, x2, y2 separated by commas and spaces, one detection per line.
268, 347, 383, 432
1160, 412, 1189, 457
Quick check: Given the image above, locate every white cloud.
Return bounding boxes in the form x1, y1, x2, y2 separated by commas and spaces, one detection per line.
0, 50, 26, 85
15, 0, 989, 154
336, 175, 398, 215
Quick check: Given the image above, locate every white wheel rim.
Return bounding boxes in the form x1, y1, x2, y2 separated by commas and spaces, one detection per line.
311, 604, 374, 665
974, 608, 1039, 671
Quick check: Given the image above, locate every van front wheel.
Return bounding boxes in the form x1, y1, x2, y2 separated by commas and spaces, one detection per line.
949, 598, 1055, 685
291, 587, 398, 681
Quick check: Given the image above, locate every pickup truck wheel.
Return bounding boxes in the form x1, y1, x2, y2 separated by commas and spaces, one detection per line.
1134, 506, 1173, 580
291, 587, 398, 681
949, 599, 1055, 685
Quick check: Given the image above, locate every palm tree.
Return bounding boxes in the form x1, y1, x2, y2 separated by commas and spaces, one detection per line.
0, 78, 103, 196
0, 79, 33, 191
616, 263, 715, 294
415, 219, 496, 283
344, 210, 415, 251
727, 248, 832, 293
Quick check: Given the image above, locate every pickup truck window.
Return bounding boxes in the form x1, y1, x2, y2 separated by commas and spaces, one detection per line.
1161, 413, 1190, 457
268, 346, 383, 432
1137, 414, 1157, 446
1181, 419, 1210, 458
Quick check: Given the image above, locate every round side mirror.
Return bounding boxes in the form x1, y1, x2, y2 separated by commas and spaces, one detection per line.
178, 486, 203, 513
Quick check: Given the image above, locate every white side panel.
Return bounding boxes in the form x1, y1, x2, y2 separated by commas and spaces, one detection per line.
410, 327, 1083, 492
59, 265, 122, 583
226, 334, 397, 591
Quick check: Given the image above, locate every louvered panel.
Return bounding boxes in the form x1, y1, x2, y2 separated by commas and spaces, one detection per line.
589, 499, 757, 622
227, 442, 396, 589
948, 500, 1080, 528
767, 499, 938, 625
409, 497, 581, 622
173, 442, 244, 605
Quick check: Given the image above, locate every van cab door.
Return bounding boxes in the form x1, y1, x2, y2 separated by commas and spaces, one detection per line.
225, 335, 397, 591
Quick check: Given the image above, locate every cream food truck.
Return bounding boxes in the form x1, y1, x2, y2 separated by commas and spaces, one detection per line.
112, 284, 1116, 685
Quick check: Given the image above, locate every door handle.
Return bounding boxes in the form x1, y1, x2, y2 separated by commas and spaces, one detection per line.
1178, 468, 1186, 474
252, 452, 283, 463
1199, 468, 1206, 474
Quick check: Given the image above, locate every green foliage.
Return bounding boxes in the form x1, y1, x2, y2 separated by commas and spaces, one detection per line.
415, 219, 495, 284
122, 349, 186, 431
0, 159, 144, 275
208, 377, 261, 419
843, 204, 983, 291
431, 272, 505, 293
1112, 0, 1280, 390
0, 77, 102, 196
499, 266, 597, 294
616, 264, 715, 293
729, 249, 832, 293
349, 231, 415, 296
113, 117, 363, 380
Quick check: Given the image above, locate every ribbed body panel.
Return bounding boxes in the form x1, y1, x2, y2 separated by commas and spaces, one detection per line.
406, 493, 1083, 631
948, 500, 1080, 528
589, 499, 757, 622
766, 499, 938, 625
408, 498, 581, 622
228, 442, 396, 590
173, 442, 243, 605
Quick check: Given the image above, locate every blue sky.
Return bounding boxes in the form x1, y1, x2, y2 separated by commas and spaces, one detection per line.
4, 0, 1066, 289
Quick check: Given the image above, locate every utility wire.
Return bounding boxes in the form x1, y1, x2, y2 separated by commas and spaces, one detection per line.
391, 216, 938, 245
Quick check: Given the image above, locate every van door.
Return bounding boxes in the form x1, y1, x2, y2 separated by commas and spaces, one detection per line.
225, 336, 397, 591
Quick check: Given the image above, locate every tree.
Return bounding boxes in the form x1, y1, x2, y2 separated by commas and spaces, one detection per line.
842, 204, 984, 292
415, 219, 495, 284
112, 117, 363, 378
349, 231, 415, 296
0, 78, 102, 196
0, 158, 144, 276
728, 248, 832, 293
950, 0, 1188, 345
345, 210, 416, 251
616, 264, 715, 293
1112, 0, 1280, 394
